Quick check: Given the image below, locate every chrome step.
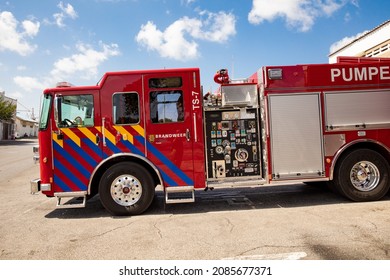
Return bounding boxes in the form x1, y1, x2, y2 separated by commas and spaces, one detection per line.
207, 177, 267, 188
54, 191, 87, 209
165, 186, 195, 204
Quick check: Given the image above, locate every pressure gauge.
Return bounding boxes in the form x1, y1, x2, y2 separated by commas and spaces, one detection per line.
222, 139, 230, 147
215, 146, 224, 154
235, 148, 248, 162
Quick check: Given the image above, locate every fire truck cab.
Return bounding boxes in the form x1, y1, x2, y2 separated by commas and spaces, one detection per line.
31, 57, 390, 216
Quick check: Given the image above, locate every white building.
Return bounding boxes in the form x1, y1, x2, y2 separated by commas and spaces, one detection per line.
15, 112, 38, 138
329, 20, 390, 63
0, 91, 17, 140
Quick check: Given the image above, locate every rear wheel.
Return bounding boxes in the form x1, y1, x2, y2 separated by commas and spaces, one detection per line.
99, 162, 155, 216
332, 149, 389, 202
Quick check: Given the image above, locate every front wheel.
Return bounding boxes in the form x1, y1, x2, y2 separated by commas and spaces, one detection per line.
333, 149, 389, 202
99, 162, 155, 216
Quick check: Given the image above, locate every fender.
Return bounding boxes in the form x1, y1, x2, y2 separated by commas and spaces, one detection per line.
88, 152, 164, 194
329, 139, 390, 180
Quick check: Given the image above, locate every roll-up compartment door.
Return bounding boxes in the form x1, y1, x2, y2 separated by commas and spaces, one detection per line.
268, 93, 324, 179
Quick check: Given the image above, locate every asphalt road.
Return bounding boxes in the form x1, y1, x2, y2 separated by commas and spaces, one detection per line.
1, 139, 390, 260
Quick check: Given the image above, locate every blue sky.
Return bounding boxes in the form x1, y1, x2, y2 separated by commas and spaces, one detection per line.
0, 0, 389, 118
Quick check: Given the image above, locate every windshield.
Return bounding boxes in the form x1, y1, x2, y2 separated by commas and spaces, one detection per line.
39, 94, 52, 130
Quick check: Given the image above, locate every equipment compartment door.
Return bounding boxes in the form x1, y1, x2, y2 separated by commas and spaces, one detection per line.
268, 93, 324, 179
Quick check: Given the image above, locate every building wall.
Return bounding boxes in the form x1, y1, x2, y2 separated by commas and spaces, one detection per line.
0, 91, 17, 140
15, 117, 38, 138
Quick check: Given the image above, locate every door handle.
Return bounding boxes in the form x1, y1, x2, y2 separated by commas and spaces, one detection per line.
102, 117, 106, 147
186, 129, 190, 142
95, 133, 100, 145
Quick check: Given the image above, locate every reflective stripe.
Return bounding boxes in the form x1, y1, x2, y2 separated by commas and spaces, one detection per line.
132, 124, 145, 137
61, 128, 81, 146
78, 127, 98, 144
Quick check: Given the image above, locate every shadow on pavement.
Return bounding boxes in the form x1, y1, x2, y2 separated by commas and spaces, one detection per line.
43, 183, 388, 220
0, 139, 38, 146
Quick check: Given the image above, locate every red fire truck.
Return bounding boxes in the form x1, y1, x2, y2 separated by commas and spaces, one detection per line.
31, 57, 390, 215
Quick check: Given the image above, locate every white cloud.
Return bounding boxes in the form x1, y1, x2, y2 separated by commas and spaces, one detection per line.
320, 0, 343, 16
248, 0, 349, 32
136, 19, 200, 61
0, 11, 40, 56
195, 10, 237, 42
350, 0, 359, 7
329, 30, 367, 54
13, 76, 48, 92
17, 65, 27, 71
51, 42, 120, 80
181, 0, 196, 6
13, 42, 120, 93
22, 20, 40, 37
135, 10, 236, 61
344, 12, 351, 22
50, 1, 78, 28
60, 1, 77, 18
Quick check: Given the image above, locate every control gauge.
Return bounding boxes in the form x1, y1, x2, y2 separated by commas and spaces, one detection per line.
215, 146, 224, 154
222, 139, 230, 147
235, 148, 249, 162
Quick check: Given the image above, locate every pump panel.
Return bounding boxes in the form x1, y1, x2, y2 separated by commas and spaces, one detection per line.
205, 108, 262, 180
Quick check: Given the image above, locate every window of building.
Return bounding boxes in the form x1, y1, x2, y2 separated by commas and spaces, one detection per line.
365, 41, 390, 58
150, 91, 183, 123
113, 92, 140, 124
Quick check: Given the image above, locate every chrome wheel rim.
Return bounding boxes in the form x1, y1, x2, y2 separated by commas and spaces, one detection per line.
110, 174, 142, 206
350, 161, 380, 192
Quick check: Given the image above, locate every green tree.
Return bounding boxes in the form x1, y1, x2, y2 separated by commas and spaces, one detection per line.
0, 95, 16, 121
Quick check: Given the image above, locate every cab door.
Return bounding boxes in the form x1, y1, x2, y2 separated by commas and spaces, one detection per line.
143, 70, 201, 187
52, 90, 102, 193
99, 74, 146, 159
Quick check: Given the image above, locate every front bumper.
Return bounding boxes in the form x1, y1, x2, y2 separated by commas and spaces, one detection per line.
30, 178, 41, 194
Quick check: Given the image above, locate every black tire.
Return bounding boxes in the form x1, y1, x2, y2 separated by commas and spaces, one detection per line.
99, 162, 155, 216
332, 149, 390, 202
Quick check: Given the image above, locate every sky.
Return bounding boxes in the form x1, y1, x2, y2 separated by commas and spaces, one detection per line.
0, 0, 389, 118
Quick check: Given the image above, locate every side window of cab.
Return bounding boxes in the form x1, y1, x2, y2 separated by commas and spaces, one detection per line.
58, 95, 94, 127
113, 92, 140, 125
148, 77, 184, 124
